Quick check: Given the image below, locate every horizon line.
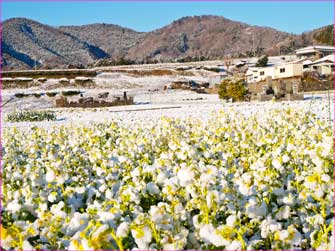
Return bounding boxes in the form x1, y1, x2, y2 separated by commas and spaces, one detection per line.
2, 14, 333, 35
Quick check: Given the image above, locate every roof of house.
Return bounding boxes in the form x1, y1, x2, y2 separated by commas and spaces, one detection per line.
209, 72, 228, 77
295, 45, 335, 54
291, 58, 312, 64
302, 60, 313, 65
305, 54, 335, 65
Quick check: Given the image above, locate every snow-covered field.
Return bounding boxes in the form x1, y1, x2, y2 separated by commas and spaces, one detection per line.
2, 90, 334, 130
2, 97, 334, 250
2, 55, 334, 250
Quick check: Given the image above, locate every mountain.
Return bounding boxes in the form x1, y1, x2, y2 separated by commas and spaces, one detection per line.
1, 18, 110, 69
1, 16, 333, 70
311, 25, 334, 46
58, 24, 145, 58
126, 15, 291, 62
265, 24, 334, 55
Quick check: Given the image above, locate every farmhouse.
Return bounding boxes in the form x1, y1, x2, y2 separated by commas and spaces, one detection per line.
246, 62, 303, 83
295, 45, 334, 59
208, 72, 228, 86
304, 54, 334, 75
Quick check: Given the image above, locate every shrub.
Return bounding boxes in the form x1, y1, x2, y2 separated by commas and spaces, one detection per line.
33, 93, 42, 98
218, 79, 248, 101
6, 110, 57, 122
14, 93, 28, 98
202, 67, 220, 72
46, 92, 58, 97
61, 90, 82, 97
255, 55, 268, 67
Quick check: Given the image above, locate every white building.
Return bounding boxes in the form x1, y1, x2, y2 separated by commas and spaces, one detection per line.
246, 67, 274, 83
208, 72, 228, 86
305, 54, 334, 75
295, 45, 334, 59
246, 62, 303, 83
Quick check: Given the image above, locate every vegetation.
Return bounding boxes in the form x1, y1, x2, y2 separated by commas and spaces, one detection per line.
176, 55, 210, 63
61, 90, 82, 97
6, 110, 57, 122
202, 66, 220, 72
255, 55, 268, 67
14, 93, 28, 98
218, 79, 248, 101
301, 72, 334, 92
94, 57, 135, 67
33, 93, 42, 98
46, 92, 58, 97
2, 110, 334, 250
313, 25, 334, 46
2, 69, 97, 79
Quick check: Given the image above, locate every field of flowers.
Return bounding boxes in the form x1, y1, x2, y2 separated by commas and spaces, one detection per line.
1, 108, 334, 250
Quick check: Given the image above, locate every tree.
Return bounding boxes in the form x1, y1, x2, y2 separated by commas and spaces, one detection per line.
301, 33, 308, 47
218, 79, 248, 102
255, 55, 268, 67
313, 25, 334, 46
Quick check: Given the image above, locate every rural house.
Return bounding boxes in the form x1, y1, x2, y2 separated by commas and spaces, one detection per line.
295, 45, 334, 60
208, 72, 228, 86
246, 62, 303, 83
304, 54, 334, 75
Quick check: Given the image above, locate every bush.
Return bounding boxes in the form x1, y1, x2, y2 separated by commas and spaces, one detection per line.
94, 57, 135, 67
33, 93, 42, 98
46, 92, 58, 97
6, 110, 57, 122
202, 67, 220, 72
61, 90, 82, 97
218, 79, 248, 101
255, 55, 268, 67
14, 93, 28, 98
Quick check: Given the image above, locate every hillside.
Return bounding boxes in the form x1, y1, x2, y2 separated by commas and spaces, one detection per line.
126, 15, 291, 62
312, 25, 334, 46
58, 23, 145, 58
1, 16, 333, 70
2, 18, 109, 69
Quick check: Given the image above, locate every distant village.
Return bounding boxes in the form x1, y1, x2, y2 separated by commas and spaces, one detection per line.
246, 45, 334, 82
207, 45, 334, 101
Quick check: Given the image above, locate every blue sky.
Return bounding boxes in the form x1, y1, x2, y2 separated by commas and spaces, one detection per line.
2, 1, 334, 34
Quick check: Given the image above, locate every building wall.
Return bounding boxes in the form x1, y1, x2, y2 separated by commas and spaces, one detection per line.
208, 75, 227, 86
248, 75, 334, 94
246, 67, 274, 83
273, 64, 303, 79
312, 64, 334, 75
248, 76, 302, 94
296, 49, 334, 59
297, 52, 316, 59
247, 64, 303, 83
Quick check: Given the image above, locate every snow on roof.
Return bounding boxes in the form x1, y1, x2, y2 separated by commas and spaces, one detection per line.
209, 72, 228, 77
313, 54, 334, 63
291, 58, 310, 64
295, 45, 335, 54
305, 54, 335, 65
303, 60, 313, 65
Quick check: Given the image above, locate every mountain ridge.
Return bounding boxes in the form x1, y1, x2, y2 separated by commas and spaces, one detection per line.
1, 16, 333, 70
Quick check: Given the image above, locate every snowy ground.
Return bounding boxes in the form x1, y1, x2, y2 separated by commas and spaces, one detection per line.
1, 71, 212, 113
2, 90, 334, 130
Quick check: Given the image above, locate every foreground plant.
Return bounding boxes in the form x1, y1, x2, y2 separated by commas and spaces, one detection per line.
5, 110, 57, 122
1, 109, 333, 250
